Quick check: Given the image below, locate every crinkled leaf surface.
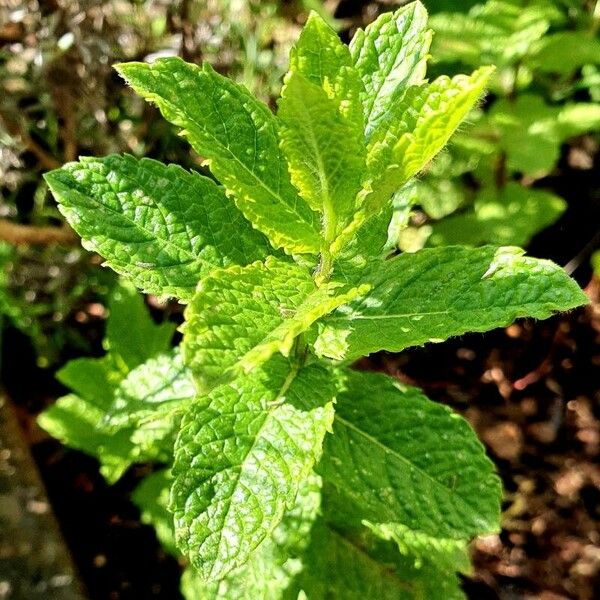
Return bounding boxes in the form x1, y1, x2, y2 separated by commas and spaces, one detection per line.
363, 67, 493, 215
105, 348, 195, 430
364, 522, 471, 576
182, 256, 367, 391
180, 475, 322, 600
278, 73, 366, 236
287, 519, 465, 600
116, 59, 321, 255
288, 12, 364, 127
350, 1, 432, 137
331, 181, 419, 284
320, 483, 471, 576
45, 155, 271, 301
317, 246, 587, 360
170, 357, 336, 580
318, 370, 500, 540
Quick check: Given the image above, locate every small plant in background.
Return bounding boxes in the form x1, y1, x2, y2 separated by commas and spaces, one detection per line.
396, 0, 600, 252
39, 3, 587, 597
0, 0, 298, 365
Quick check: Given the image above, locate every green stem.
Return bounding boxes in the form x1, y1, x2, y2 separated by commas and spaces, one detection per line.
315, 201, 336, 286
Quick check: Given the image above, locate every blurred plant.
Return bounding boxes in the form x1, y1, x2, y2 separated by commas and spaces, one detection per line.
396, 0, 600, 253
0, 0, 305, 365
38, 279, 179, 480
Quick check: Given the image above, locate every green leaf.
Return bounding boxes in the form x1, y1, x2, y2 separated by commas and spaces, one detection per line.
278, 73, 366, 238
288, 12, 365, 130
105, 348, 195, 431
37, 394, 136, 483
45, 155, 271, 301
429, 0, 559, 80
182, 256, 367, 392
350, 1, 432, 136
104, 279, 175, 369
364, 522, 471, 576
39, 280, 178, 482
290, 11, 353, 94
132, 470, 179, 556
417, 178, 466, 221
288, 519, 465, 600
363, 67, 493, 215
320, 483, 472, 576
529, 32, 600, 75
55, 279, 173, 405
318, 370, 500, 541
487, 95, 560, 176
170, 357, 336, 580
484, 96, 600, 178
317, 246, 588, 360
116, 59, 321, 255
427, 183, 566, 248
56, 355, 123, 409
331, 181, 419, 284
180, 475, 322, 600
556, 103, 600, 139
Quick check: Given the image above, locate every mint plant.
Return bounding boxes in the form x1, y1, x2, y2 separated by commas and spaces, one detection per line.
398, 0, 600, 252
40, 3, 588, 597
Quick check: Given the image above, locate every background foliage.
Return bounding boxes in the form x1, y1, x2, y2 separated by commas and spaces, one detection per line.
1, 1, 599, 599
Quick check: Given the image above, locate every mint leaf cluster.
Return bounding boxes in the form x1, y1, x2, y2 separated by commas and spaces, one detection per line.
41, 2, 587, 597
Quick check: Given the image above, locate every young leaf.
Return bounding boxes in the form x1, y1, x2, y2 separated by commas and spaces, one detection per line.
318, 370, 500, 540
170, 357, 336, 580
45, 155, 271, 302
332, 182, 417, 283
116, 59, 322, 255
278, 72, 366, 238
290, 11, 353, 92
288, 11, 365, 127
180, 475, 322, 600
182, 256, 367, 391
363, 67, 493, 216
317, 246, 587, 360
350, 1, 432, 136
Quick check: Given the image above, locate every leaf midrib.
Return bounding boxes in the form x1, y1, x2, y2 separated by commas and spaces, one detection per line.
57, 176, 206, 271
141, 80, 321, 243
331, 410, 496, 538
207, 362, 301, 580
